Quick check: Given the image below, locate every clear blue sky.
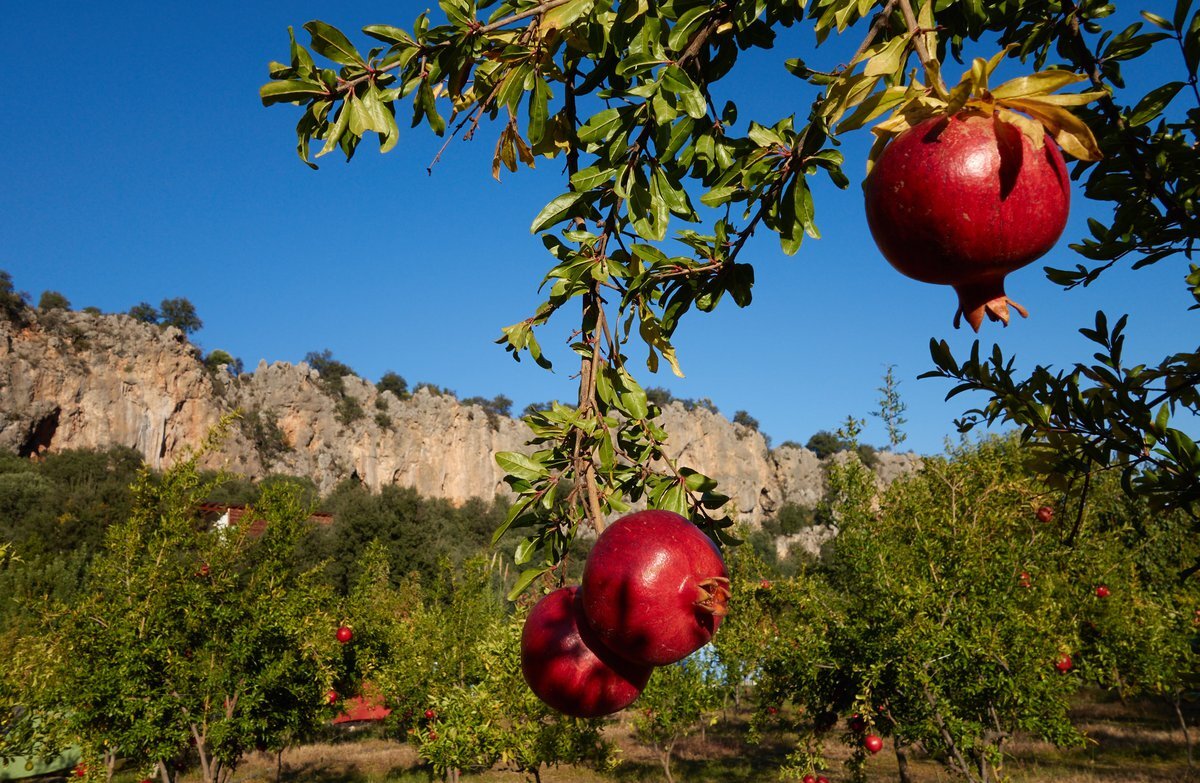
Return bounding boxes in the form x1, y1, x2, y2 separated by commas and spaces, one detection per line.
2, 2, 1190, 456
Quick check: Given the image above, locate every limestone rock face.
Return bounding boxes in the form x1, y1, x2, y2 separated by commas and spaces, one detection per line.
0, 309, 922, 525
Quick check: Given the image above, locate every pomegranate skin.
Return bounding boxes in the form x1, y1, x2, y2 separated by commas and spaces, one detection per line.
864, 111, 1070, 331
581, 510, 730, 667
521, 586, 652, 718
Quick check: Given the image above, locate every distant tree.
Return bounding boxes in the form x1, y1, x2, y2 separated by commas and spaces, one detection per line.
733, 410, 760, 431
414, 382, 456, 398
203, 349, 244, 376
37, 291, 70, 311
158, 297, 202, 334
127, 302, 159, 324
304, 349, 356, 394
0, 271, 29, 322
376, 371, 409, 399
82, 306, 102, 315
872, 364, 908, 449
805, 431, 846, 460
462, 394, 513, 428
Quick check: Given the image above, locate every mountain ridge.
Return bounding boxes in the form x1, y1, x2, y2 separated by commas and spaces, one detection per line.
0, 308, 921, 527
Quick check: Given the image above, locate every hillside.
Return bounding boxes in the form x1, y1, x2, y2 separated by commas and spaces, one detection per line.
0, 307, 919, 527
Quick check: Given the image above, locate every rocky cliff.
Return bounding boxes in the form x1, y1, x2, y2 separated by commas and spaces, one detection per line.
0, 309, 921, 526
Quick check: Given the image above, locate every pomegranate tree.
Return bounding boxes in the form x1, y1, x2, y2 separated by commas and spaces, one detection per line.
581, 510, 730, 667
864, 111, 1070, 331
520, 586, 652, 718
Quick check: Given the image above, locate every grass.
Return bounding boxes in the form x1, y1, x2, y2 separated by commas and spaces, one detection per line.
124, 695, 1198, 783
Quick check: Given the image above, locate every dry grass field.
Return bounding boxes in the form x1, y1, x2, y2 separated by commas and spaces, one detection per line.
163, 694, 1200, 783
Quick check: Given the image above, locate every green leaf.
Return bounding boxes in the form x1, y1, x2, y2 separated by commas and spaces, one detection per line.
578, 108, 626, 145
362, 24, 414, 45
530, 192, 586, 233
419, 80, 446, 135
303, 21, 365, 67
495, 451, 548, 481
570, 165, 613, 191
260, 79, 328, 106
668, 6, 713, 51
315, 102, 351, 159
506, 567, 550, 600
1127, 81, 1185, 126
528, 78, 551, 146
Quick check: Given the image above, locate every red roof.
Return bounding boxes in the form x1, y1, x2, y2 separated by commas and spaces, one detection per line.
332, 691, 392, 724
197, 503, 333, 535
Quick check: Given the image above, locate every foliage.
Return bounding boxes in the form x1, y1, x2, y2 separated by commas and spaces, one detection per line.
305, 349, 357, 395
750, 437, 1200, 783
28, 447, 346, 783
872, 364, 908, 449
732, 410, 761, 432
127, 302, 159, 324
0, 271, 29, 323
375, 371, 409, 399
335, 395, 365, 425
37, 291, 70, 312
632, 653, 723, 783
645, 387, 720, 414
203, 350, 244, 376
158, 298, 203, 335
239, 408, 291, 463
462, 394, 514, 428
303, 482, 509, 593
346, 550, 614, 781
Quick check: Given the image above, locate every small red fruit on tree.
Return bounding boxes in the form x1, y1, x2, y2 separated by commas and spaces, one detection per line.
336, 625, 353, 644
521, 586, 652, 717
428, 731, 437, 741
74, 765, 87, 778
1018, 571, 1031, 589
1095, 585, 1110, 598
327, 690, 338, 705
424, 708, 436, 720
1055, 653, 1074, 673
767, 706, 779, 715
864, 111, 1070, 331
817, 777, 830, 783
803, 776, 817, 783
581, 510, 730, 666
759, 579, 772, 590
848, 714, 866, 732
865, 734, 884, 754
1036, 505, 1054, 523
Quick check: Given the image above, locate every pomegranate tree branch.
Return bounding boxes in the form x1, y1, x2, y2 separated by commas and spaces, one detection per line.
896, 0, 938, 84
850, 0, 901, 65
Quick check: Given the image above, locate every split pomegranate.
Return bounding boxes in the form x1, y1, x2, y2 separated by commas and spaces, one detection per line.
864, 111, 1070, 331
581, 510, 730, 667
520, 586, 652, 718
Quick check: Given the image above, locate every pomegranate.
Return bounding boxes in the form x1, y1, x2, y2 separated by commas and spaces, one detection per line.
848, 713, 866, 732
326, 689, 338, 705
1095, 585, 1110, 598
864, 111, 1070, 331
581, 510, 730, 666
521, 586, 652, 717
1036, 505, 1054, 523
865, 734, 884, 754
1055, 653, 1074, 673
336, 625, 353, 644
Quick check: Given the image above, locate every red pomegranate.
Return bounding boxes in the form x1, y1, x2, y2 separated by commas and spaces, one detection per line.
521, 586, 652, 718
865, 734, 884, 754
1036, 505, 1055, 523
1055, 653, 1074, 673
864, 111, 1070, 331
336, 625, 353, 644
1095, 585, 1110, 598
581, 510, 730, 666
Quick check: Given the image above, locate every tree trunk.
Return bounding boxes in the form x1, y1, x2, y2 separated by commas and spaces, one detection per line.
895, 744, 914, 783
1174, 694, 1194, 767
276, 749, 283, 783
660, 739, 676, 783
157, 761, 173, 783
104, 750, 116, 783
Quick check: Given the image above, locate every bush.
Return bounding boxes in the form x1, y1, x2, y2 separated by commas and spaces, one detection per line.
37, 291, 70, 311
158, 297, 202, 334
241, 408, 290, 463
203, 349, 244, 376
335, 395, 365, 425
376, 371, 409, 399
0, 271, 29, 322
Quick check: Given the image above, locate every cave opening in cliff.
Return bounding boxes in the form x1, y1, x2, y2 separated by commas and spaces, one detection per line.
20, 408, 60, 458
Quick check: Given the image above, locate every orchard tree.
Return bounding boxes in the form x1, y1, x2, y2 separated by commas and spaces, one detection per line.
158, 297, 203, 335
631, 652, 724, 783
30, 430, 347, 783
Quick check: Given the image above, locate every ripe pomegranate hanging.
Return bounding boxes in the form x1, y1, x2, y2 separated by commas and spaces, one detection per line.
581, 510, 730, 667
520, 586, 652, 718
864, 111, 1070, 331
